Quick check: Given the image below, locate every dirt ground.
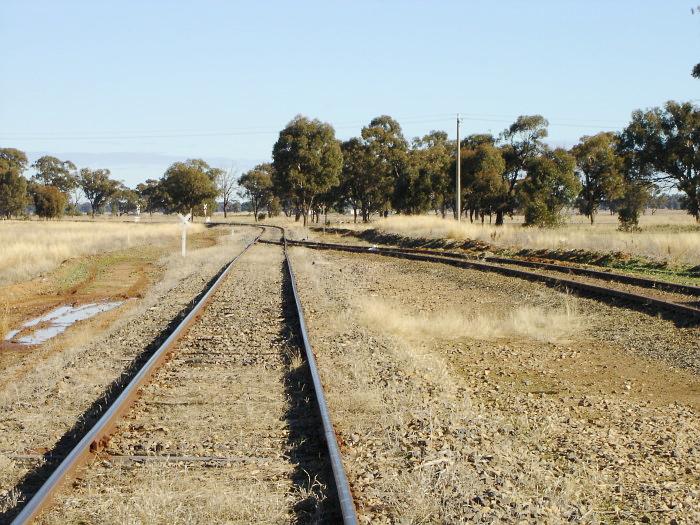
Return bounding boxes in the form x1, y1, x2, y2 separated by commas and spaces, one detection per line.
0, 226, 222, 376
289, 246, 700, 524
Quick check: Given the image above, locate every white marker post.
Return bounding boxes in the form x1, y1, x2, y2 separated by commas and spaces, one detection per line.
178, 213, 191, 257
134, 204, 141, 223
204, 203, 210, 223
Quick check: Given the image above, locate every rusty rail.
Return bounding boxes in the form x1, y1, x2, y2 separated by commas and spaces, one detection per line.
266, 225, 358, 525
10, 227, 263, 525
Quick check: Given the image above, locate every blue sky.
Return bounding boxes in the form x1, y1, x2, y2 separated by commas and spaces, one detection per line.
1, 1, 698, 187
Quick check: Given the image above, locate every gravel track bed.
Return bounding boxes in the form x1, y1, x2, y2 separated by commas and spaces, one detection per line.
0, 227, 257, 516
490, 261, 699, 308
36, 243, 336, 524
290, 247, 700, 524
305, 230, 699, 307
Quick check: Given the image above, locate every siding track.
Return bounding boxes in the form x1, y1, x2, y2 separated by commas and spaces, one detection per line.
262, 238, 700, 323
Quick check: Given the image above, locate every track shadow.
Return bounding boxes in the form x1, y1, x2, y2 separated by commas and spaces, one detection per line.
279, 258, 341, 525
0, 257, 237, 524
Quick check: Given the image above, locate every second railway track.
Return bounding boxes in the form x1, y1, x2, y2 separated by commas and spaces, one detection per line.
5, 227, 357, 525
266, 237, 700, 323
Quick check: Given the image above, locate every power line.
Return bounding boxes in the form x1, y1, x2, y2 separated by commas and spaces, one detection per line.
0, 113, 626, 142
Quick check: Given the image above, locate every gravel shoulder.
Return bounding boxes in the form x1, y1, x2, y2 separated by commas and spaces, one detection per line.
290, 246, 700, 524
0, 226, 259, 515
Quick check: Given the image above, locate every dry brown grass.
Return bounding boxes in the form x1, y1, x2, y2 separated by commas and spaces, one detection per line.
348, 214, 700, 266
0, 220, 206, 285
290, 248, 600, 521
355, 295, 582, 344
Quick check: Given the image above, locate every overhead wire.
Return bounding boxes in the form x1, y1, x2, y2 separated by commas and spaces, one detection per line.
0, 112, 626, 142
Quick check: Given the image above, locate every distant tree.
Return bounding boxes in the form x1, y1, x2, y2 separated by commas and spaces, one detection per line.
31, 156, 77, 193
616, 181, 651, 231
32, 185, 68, 219
461, 141, 508, 223
79, 168, 119, 217
339, 137, 377, 222
0, 148, 30, 218
619, 101, 700, 222
571, 132, 624, 224
412, 131, 455, 217
136, 179, 170, 215
216, 167, 237, 218
161, 159, 219, 218
518, 148, 580, 227
239, 164, 273, 222
272, 115, 343, 226
498, 115, 549, 225
361, 115, 411, 215
109, 184, 142, 215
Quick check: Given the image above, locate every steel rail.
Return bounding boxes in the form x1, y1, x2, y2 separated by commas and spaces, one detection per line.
264, 238, 700, 322
10, 227, 264, 525
266, 225, 358, 525
303, 232, 700, 297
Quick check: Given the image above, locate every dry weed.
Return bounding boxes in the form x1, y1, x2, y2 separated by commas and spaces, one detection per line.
345, 214, 700, 266
355, 295, 582, 344
0, 221, 206, 285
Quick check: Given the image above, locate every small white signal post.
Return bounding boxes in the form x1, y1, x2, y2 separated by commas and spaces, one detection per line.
134, 204, 141, 222
178, 213, 191, 257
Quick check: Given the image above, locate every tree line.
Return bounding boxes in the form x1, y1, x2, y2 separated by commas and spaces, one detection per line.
1, 99, 698, 229
247, 100, 699, 229
0, 152, 242, 220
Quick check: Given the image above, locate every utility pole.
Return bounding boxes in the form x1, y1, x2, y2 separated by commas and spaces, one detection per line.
456, 113, 461, 222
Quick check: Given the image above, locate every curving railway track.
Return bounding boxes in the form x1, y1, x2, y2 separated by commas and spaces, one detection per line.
6, 225, 357, 525
263, 237, 700, 323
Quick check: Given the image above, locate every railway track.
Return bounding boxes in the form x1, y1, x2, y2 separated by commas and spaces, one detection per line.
263, 238, 700, 323
7, 226, 357, 525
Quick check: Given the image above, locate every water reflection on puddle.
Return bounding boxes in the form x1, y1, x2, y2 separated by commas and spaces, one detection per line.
4, 301, 123, 345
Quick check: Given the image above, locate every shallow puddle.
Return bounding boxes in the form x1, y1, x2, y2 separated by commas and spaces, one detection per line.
4, 301, 123, 345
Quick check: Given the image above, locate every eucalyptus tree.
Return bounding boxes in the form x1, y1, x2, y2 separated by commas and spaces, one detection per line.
461, 141, 507, 223
571, 132, 624, 224
0, 148, 30, 218
32, 185, 68, 219
216, 167, 237, 218
31, 156, 77, 192
272, 115, 342, 226
497, 115, 549, 225
239, 163, 274, 221
136, 179, 170, 215
412, 131, 454, 217
79, 167, 119, 217
161, 159, 219, 218
518, 148, 580, 227
619, 101, 700, 222
361, 115, 410, 216
339, 138, 369, 222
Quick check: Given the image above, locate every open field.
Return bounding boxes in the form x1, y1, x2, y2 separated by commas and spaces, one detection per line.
0, 220, 205, 286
